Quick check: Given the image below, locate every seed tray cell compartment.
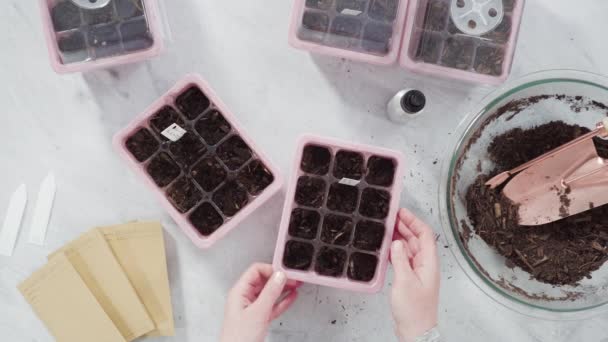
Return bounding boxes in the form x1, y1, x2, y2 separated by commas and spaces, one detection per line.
273, 135, 405, 293
39, 0, 164, 73
114, 75, 282, 249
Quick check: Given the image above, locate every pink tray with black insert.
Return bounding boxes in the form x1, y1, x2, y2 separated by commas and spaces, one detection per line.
273, 135, 404, 293
289, 0, 410, 65
39, 0, 164, 73
113, 75, 282, 249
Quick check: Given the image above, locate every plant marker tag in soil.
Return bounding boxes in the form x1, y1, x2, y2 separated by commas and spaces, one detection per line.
29, 173, 57, 246
339, 178, 361, 186
0, 184, 27, 256
161, 123, 187, 142
503, 121, 608, 226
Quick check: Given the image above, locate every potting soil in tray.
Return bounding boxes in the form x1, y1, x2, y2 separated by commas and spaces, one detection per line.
283, 144, 397, 282
298, 0, 401, 55
50, 0, 153, 63
411, 0, 517, 76
464, 121, 608, 286
124, 85, 275, 237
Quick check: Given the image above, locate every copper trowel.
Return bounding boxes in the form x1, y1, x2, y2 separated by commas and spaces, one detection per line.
485, 119, 608, 226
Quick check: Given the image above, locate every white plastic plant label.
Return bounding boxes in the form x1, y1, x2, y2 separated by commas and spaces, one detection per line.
161, 123, 187, 142
0, 184, 28, 256
29, 173, 57, 246
339, 178, 361, 186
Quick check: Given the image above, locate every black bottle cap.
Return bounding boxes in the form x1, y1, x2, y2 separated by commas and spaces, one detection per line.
400, 90, 426, 114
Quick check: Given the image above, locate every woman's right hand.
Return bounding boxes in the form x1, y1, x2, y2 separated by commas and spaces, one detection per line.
390, 208, 440, 342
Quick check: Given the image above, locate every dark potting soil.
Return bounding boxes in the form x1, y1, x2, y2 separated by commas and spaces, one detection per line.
176, 86, 211, 120
330, 16, 362, 38
217, 136, 253, 170
416, 32, 443, 63
146, 152, 180, 187
212, 181, 249, 217
441, 37, 474, 70
149, 106, 185, 138
368, 0, 398, 23
295, 176, 327, 208
362, 22, 392, 54
321, 214, 354, 246
88, 24, 123, 58
315, 246, 347, 277
302, 11, 330, 33
353, 220, 385, 251
334, 151, 364, 180
195, 110, 231, 146
366, 156, 396, 186
327, 183, 359, 213
348, 252, 378, 282
126, 128, 159, 162
191, 157, 227, 192
83, 4, 117, 26
115, 0, 144, 20
120, 17, 153, 52
167, 177, 203, 213
168, 133, 207, 167
52, 1, 82, 32
283, 240, 315, 270
301, 145, 332, 175
189, 202, 224, 236
58, 31, 87, 53
474, 45, 504, 76
359, 188, 390, 219
482, 15, 512, 44
593, 137, 608, 159
423, 0, 449, 32
237, 160, 274, 195
465, 121, 608, 285
289, 208, 321, 240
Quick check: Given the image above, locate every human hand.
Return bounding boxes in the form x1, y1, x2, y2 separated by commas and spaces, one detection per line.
220, 263, 300, 342
390, 209, 440, 342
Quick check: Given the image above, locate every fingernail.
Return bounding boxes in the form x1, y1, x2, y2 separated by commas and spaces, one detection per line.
273, 271, 286, 284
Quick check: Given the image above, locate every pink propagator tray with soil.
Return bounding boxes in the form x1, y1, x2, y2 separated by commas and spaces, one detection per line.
273, 135, 405, 293
39, 0, 165, 73
113, 75, 283, 249
290, 0, 525, 84
289, 0, 410, 65
399, 0, 525, 85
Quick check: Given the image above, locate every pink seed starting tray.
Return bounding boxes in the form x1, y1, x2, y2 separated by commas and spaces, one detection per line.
113, 75, 282, 249
39, 0, 164, 73
400, 0, 525, 84
273, 135, 405, 293
289, 0, 524, 84
289, 0, 409, 65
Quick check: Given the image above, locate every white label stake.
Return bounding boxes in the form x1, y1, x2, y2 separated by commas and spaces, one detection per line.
0, 184, 28, 256
161, 123, 187, 142
29, 173, 56, 246
339, 178, 361, 186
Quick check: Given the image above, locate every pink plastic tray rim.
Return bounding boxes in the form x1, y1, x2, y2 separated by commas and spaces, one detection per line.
39, 0, 165, 74
288, 0, 410, 66
113, 74, 283, 249
272, 134, 405, 293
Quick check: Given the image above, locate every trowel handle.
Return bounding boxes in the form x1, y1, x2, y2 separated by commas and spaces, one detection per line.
600, 118, 608, 137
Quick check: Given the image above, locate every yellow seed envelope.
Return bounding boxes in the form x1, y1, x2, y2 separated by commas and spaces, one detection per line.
100, 222, 175, 336
18, 254, 126, 342
49, 229, 154, 341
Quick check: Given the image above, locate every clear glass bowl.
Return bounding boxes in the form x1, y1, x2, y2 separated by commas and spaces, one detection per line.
440, 70, 608, 320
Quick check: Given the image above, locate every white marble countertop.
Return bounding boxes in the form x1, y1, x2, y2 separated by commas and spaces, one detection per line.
2, 0, 608, 341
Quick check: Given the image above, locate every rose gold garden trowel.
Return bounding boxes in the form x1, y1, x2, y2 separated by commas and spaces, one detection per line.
485, 119, 608, 226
